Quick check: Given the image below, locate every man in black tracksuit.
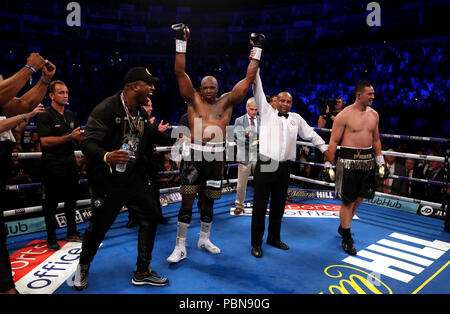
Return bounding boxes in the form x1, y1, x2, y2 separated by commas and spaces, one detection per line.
73, 67, 176, 290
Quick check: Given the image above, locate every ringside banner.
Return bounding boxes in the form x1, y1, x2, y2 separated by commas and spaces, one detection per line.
10, 240, 82, 294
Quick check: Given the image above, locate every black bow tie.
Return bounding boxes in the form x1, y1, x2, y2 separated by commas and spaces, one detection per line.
278, 112, 289, 118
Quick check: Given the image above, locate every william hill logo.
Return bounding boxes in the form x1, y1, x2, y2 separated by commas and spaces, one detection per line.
287, 189, 335, 199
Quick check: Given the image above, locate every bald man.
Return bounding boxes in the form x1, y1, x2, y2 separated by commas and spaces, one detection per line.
251, 70, 328, 258
167, 23, 263, 263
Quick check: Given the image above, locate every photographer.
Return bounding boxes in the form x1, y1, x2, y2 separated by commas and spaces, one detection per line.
318, 96, 344, 143
318, 96, 345, 129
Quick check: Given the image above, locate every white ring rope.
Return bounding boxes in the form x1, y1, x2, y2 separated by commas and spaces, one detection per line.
289, 174, 442, 209
5, 128, 447, 218
13, 141, 445, 163
2, 177, 252, 218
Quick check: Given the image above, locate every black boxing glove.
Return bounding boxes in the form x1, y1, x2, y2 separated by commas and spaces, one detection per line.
321, 161, 336, 183
250, 33, 265, 61
171, 23, 190, 53
375, 155, 389, 180
250, 33, 265, 48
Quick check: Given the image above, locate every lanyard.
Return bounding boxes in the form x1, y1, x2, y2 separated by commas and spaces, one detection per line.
120, 92, 140, 134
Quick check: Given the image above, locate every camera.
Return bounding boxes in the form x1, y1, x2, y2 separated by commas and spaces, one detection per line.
318, 98, 337, 116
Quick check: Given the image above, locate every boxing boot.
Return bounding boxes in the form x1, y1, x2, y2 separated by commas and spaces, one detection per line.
342, 237, 357, 256
167, 237, 187, 263
198, 231, 221, 254
197, 221, 221, 254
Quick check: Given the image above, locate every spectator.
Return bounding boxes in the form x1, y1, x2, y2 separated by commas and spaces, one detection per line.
233, 97, 260, 215
7, 144, 32, 185
423, 151, 445, 203
376, 149, 408, 196
445, 187, 450, 233
268, 95, 278, 110
404, 157, 424, 199
158, 151, 180, 188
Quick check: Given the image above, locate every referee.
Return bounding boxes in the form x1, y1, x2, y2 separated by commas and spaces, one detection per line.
250, 69, 330, 258
37, 80, 84, 251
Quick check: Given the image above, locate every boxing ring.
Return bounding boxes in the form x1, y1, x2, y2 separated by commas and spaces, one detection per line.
4, 127, 450, 294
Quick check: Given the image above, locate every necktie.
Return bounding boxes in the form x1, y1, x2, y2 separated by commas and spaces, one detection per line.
384, 165, 391, 193
278, 112, 289, 118
408, 170, 412, 195
250, 117, 255, 131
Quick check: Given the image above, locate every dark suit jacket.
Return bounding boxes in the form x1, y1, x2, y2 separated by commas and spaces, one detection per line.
406, 167, 425, 199
424, 167, 445, 203
376, 162, 408, 196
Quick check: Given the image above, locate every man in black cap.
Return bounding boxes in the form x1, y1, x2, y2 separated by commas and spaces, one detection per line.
73, 67, 176, 290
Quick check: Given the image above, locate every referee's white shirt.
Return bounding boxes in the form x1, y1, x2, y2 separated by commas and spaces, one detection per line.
252, 70, 327, 162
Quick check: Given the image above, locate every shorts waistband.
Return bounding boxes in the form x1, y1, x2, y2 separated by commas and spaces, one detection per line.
191, 139, 226, 146
189, 142, 225, 153
339, 146, 374, 160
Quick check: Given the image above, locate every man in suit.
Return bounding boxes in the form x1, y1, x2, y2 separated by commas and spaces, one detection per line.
233, 97, 260, 214
424, 151, 445, 203
376, 149, 408, 196
405, 157, 424, 199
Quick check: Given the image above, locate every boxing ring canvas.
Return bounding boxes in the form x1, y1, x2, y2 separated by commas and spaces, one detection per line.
6, 186, 450, 294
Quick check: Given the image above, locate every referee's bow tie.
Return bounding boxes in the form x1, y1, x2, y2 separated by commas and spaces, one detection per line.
278, 112, 289, 118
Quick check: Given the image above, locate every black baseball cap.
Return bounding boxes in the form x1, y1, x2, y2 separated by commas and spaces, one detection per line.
124, 67, 160, 85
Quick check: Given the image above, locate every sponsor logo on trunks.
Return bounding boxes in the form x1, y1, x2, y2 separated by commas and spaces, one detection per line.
206, 180, 221, 189
319, 233, 450, 294
353, 150, 373, 160
230, 202, 357, 219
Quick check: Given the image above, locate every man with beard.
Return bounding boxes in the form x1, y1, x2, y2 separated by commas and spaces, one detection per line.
73, 67, 175, 290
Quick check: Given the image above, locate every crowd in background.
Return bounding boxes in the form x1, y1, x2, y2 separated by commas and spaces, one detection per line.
0, 13, 448, 214
1, 37, 449, 139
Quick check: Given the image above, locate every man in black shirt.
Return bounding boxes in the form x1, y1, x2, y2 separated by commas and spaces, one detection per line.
73, 67, 175, 290
318, 97, 344, 143
37, 80, 84, 251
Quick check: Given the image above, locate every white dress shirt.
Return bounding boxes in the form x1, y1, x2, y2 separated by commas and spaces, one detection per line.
385, 162, 395, 192
252, 70, 327, 162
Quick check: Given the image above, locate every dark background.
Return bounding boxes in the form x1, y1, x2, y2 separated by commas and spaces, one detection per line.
0, 0, 449, 139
